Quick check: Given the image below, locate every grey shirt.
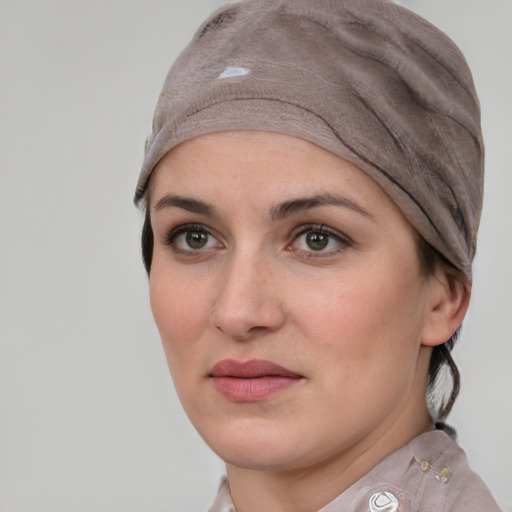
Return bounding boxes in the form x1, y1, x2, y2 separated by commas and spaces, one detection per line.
208, 430, 500, 512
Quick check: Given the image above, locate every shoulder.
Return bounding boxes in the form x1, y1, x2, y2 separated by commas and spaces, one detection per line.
324, 430, 502, 512
407, 430, 501, 512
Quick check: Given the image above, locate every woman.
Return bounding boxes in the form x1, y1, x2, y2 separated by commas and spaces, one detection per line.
135, 1, 501, 510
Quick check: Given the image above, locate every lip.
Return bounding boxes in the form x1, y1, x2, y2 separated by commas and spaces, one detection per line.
209, 359, 304, 402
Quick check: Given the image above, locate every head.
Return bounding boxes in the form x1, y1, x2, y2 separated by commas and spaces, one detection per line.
135, 0, 483, 470
142, 130, 470, 475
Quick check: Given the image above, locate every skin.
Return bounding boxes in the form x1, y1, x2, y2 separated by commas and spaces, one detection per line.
148, 131, 469, 512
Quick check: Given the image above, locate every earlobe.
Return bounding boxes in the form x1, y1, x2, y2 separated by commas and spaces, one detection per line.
421, 269, 471, 347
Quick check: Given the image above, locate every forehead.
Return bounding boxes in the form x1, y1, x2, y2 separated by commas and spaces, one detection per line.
150, 130, 393, 211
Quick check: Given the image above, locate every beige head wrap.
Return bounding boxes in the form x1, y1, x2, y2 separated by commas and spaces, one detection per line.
135, 0, 483, 283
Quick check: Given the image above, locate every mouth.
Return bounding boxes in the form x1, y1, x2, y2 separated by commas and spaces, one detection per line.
209, 359, 304, 402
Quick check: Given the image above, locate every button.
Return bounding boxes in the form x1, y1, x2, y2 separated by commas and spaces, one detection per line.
369, 491, 399, 512
419, 459, 451, 483
420, 460, 431, 471
435, 467, 451, 483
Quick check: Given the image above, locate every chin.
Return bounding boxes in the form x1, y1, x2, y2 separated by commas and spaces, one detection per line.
217, 443, 311, 472
198, 418, 311, 471
198, 417, 347, 473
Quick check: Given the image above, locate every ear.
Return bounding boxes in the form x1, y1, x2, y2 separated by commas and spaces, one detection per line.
421, 268, 471, 347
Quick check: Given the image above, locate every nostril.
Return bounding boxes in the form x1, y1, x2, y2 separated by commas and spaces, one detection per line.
210, 301, 284, 341
209, 261, 286, 340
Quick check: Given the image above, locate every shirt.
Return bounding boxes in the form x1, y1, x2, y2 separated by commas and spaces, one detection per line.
208, 430, 501, 512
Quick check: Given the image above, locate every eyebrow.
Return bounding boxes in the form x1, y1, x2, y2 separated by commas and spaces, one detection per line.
268, 193, 373, 222
152, 192, 373, 221
153, 194, 218, 217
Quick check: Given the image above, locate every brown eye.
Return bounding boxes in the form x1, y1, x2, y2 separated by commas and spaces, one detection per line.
291, 224, 350, 255
306, 232, 329, 251
166, 224, 222, 253
186, 231, 209, 249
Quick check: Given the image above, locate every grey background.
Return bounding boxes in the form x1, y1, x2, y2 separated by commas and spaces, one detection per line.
1, 1, 511, 510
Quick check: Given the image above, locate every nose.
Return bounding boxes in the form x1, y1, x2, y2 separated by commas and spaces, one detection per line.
210, 250, 286, 341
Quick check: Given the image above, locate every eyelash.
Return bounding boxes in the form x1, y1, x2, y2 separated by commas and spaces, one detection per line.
163, 223, 352, 257
288, 224, 352, 257
164, 223, 222, 254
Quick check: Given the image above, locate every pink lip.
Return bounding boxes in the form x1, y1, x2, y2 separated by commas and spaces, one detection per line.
209, 359, 303, 402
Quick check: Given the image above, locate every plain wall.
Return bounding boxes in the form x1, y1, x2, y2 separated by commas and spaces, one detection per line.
1, 1, 511, 510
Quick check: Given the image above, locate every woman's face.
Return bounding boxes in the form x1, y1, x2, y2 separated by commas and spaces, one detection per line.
149, 131, 438, 472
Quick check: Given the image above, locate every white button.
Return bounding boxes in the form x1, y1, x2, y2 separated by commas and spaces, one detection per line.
369, 491, 399, 512
217, 66, 250, 79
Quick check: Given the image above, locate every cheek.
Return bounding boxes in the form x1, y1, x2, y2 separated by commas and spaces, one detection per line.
294, 274, 426, 431
149, 265, 212, 363
290, 263, 426, 371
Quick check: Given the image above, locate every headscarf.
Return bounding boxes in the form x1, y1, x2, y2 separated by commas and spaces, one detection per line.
135, 0, 483, 283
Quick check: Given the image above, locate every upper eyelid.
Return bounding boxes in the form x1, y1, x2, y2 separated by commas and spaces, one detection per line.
164, 223, 218, 244
291, 223, 352, 243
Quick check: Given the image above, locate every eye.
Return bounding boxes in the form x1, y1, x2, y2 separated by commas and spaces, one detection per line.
165, 224, 222, 253
290, 225, 350, 255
